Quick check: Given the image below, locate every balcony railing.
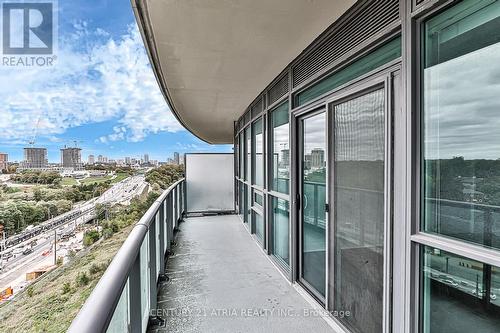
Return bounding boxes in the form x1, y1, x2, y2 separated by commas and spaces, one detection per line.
68, 179, 185, 333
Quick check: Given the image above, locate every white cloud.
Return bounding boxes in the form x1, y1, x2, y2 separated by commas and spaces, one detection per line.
0, 22, 184, 144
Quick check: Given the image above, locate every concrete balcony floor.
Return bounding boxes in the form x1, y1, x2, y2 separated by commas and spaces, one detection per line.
148, 214, 334, 333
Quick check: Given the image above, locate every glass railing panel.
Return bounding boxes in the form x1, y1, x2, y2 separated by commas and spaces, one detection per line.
155, 213, 161, 276
106, 279, 130, 333
140, 232, 150, 330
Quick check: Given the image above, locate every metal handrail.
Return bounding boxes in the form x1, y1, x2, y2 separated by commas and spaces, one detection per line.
68, 178, 185, 333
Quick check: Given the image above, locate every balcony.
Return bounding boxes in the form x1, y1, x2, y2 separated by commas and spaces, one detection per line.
68, 179, 335, 333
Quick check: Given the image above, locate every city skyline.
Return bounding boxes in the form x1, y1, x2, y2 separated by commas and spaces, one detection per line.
1, 144, 188, 167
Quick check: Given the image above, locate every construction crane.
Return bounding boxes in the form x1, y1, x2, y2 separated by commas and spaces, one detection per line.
28, 118, 41, 146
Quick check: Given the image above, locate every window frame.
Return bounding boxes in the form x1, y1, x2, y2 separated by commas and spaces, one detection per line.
410, 1, 500, 332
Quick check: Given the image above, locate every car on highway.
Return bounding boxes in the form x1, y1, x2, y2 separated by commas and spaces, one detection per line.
22, 247, 33, 255
12, 247, 24, 257
2, 251, 13, 260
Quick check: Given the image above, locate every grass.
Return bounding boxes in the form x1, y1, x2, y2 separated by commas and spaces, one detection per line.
110, 172, 130, 184
79, 175, 112, 185
61, 177, 78, 186
0, 224, 134, 333
80, 173, 130, 185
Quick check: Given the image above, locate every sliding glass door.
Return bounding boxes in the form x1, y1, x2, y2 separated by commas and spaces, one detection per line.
299, 111, 327, 299
330, 86, 387, 333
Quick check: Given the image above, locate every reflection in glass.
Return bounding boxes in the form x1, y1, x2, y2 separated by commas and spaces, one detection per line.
301, 112, 326, 296
253, 118, 264, 187
238, 182, 244, 217
333, 88, 385, 333
272, 197, 289, 266
421, 246, 500, 333
254, 211, 264, 242
422, 0, 500, 250
239, 134, 244, 179
245, 185, 251, 224
245, 127, 251, 182
254, 192, 263, 207
271, 102, 290, 194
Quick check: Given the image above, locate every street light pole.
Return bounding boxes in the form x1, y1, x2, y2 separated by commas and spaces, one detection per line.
0, 224, 4, 271
54, 228, 57, 265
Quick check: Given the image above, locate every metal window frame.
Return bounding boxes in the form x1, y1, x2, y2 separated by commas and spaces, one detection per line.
405, 0, 500, 332
319, 73, 394, 333
295, 107, 328, 305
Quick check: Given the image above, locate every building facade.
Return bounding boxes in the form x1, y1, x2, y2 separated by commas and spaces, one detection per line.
61, 147, 82, 169
135, 0, 500, 332
22, 147, 47, 169
0, 153, 7, 172
87, 154, 95, 165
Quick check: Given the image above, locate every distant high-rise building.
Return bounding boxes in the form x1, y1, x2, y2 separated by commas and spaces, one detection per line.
144, 154, 150, 164
280, 149, 289, 167
0, 153, 8, 171
88, 154, 95, 165
103, 156, 108, 163
125, 157, 131, 165
61, 147, 82, 168
97, 155, 104, 163
23, 147, 47, 169
174, 152, 179, 165
311, 148, 325, 168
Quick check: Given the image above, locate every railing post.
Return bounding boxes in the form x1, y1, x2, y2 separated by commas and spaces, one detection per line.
129, 253, 142, 333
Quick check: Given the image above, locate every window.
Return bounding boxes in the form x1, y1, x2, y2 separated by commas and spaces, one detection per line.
418, 2, 500, 332
254, 211, 264, 242
270, 102, 290, 194
238, 182, 244, 216
246, 185, 251, 224
239, 134, 244, 179
421, 246, 500, 333
301, 112, 327, 297
422, 0, 500, 250
245, 127, 251, 182
272, 197, 289, 266
254, 192, 263, 207
253, 118, 264, 187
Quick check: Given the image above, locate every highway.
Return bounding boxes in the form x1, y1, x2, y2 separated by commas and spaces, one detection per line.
0, 175, 148, 297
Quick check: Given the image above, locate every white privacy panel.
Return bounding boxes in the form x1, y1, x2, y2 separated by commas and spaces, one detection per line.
185, 153, 234, 213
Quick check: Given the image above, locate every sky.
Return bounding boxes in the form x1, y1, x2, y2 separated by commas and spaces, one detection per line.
0, 0, 231, 162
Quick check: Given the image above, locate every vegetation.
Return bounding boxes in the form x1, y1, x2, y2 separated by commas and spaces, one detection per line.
0, 182, 110, 236
0, 181, 167, 332
79, 175, 113, 185
425, 156, 500, 206
82, 230, 100, 246
146, 164, 184, 190
61, 177, 78, 186
11, 171, 62, 185
0, 223, 135, 332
